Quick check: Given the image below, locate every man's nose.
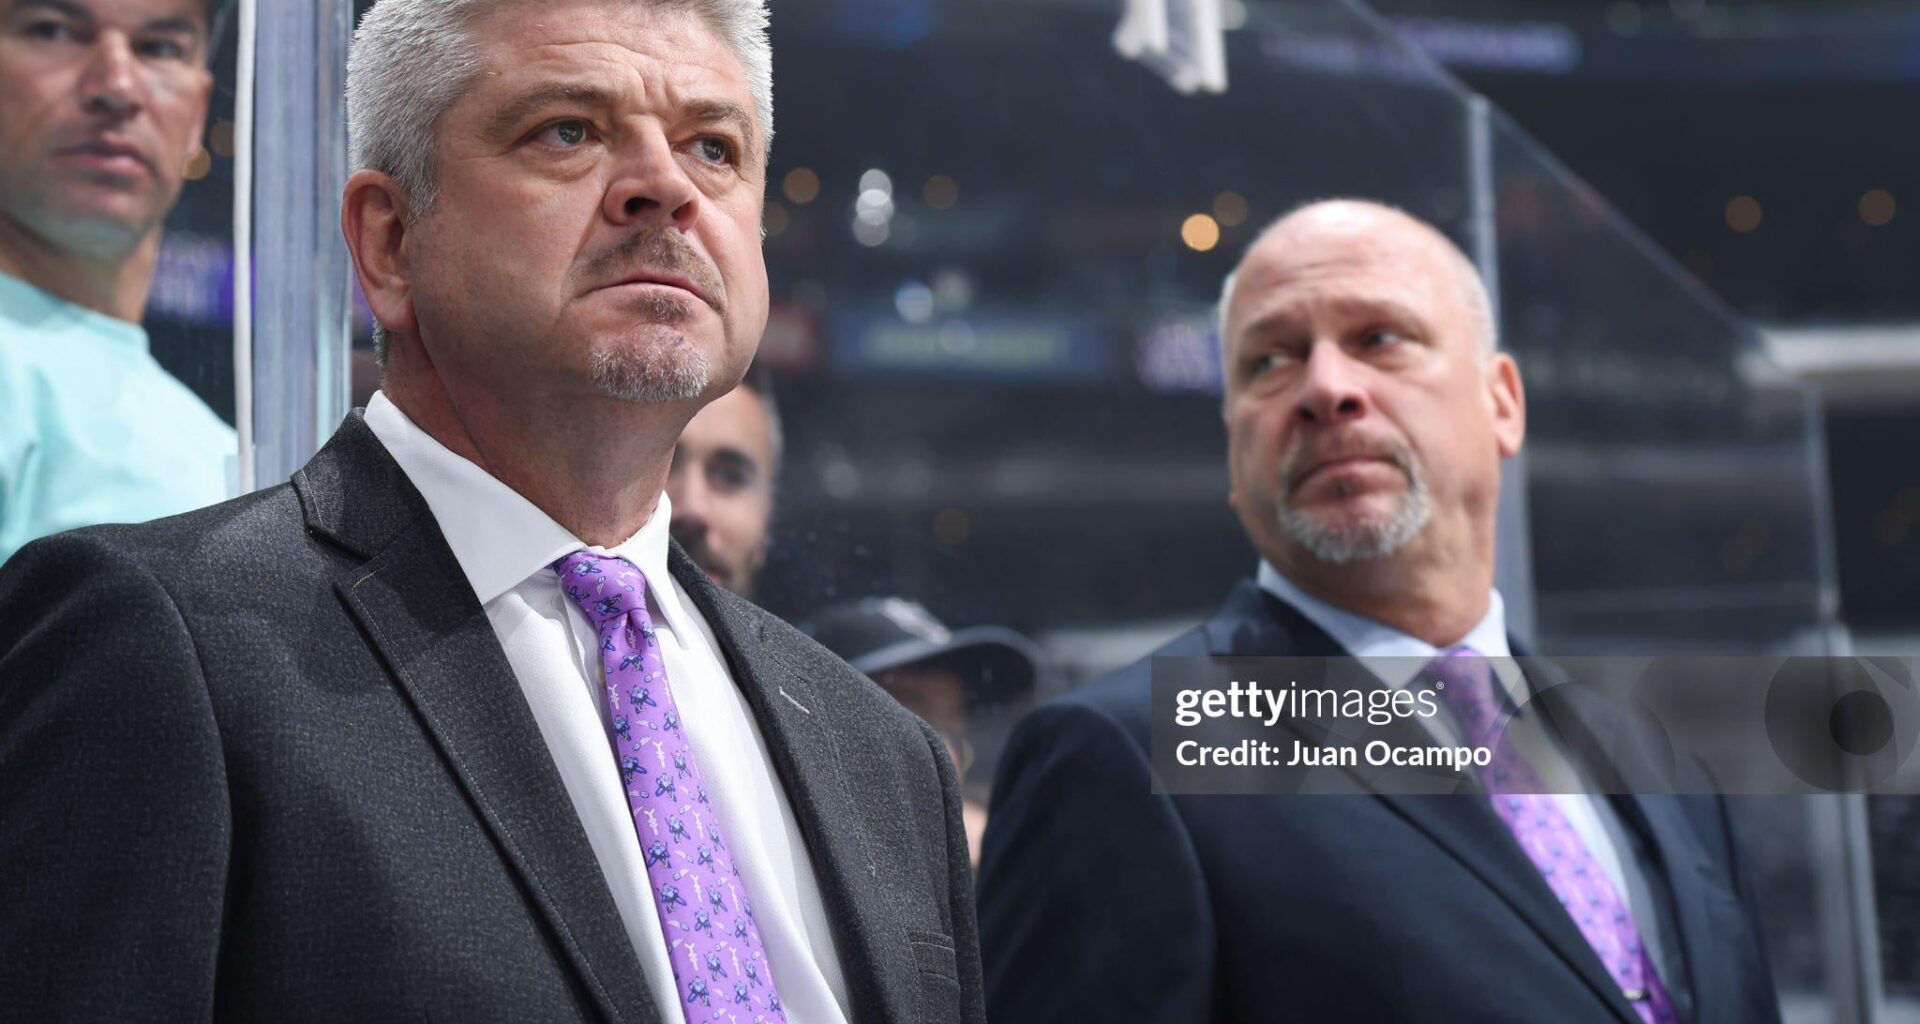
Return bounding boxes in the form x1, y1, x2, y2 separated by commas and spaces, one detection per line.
604, 129, 700, 230
79, 32, 144, 121
1292, 343, 1370, 426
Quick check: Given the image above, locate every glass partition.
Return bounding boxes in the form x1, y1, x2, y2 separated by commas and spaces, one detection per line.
150, 29, 239, 436
288, 0, 1869, 1016
744, 0, 1857, 1017
240, 0, 353, 490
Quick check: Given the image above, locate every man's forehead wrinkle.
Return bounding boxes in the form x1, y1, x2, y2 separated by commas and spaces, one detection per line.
477, 39, 752, 123
7, 0, 86, 25
1233, 252, 1446, 339
1249, 225, 1458, 300
480, 6, 742, 76
1238, 250, 1383, 308
12, 0, 205, 27
456, 5, 762, 165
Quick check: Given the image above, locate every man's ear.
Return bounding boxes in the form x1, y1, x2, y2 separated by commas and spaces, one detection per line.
341, 169, 418, 340
1487, 352, 1526, 458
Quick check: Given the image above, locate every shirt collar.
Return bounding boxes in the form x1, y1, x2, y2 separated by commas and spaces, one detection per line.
362, 391, 700, 644
1255, 560, 1524, 700
0, 270, 149, 351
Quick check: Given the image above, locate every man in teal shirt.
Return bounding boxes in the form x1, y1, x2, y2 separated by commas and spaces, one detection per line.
0, 0, 235, 565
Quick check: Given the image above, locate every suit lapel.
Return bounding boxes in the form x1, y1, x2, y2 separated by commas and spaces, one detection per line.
1205, 583, 1641, 1024
1367, 791, 1643, 1024
296, 415, 661, 1024
1537, 675, 1729, 1024
670, 544, 919, 1023
1613, 796, 1719, 1023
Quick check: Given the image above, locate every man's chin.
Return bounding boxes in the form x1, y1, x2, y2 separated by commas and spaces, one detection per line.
20, 192, 161, 252
1286, 492, 1403, 529
1278, 505, 1424, 565
1304, 519, 1396, 550
586, 335, 712, 404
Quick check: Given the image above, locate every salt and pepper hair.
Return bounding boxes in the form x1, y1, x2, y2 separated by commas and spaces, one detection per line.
1214, 199, 1498, 370
347, 0, 773, 218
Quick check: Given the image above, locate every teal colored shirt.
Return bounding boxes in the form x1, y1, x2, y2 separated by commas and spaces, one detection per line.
0, 271, 236, 566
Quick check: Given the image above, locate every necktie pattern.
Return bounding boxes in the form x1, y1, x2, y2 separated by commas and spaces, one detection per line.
552, 551, 787, 1023
1428, 647, 1677, 1024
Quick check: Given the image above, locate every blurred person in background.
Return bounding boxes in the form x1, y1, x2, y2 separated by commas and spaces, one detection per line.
669, 357, 777, 597
801, 596, 1041, 866
977, 199, 1780, 1023
0, 0, 235, 566
0, 0, 986, 1019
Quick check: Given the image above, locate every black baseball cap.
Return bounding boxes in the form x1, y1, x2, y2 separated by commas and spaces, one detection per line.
800, 597, 1041, 708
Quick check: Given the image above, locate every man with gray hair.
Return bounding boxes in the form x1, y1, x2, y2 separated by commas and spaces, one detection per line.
977, 199, 1780, 1023
0, 1, 985, 1020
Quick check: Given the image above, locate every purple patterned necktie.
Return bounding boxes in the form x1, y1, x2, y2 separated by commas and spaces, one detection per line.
1429, 647, 1677, 1024
552, 551, 787, 1022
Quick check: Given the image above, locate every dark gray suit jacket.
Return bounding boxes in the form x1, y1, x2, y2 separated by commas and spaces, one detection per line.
0, 413, 984, 1023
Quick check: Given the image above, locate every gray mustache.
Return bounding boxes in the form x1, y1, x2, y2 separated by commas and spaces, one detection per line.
578, 228, 726, 312
1280, 436, 1417, 496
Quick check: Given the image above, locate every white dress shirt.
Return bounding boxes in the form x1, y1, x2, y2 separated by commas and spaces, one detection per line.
1256, 561, 1687, 999
366, 392, 850, 1024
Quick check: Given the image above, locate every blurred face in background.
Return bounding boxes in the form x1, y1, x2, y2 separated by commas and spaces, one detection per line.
394, 0, 768, 416
874, 663, 971, 769
875, 664, 968, 736
0, 0, 211, 259
1221, 202, 1524, 585
669, 384, 775, 595
874, 660, 983, 865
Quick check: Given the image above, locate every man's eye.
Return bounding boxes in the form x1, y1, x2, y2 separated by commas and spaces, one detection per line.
708, 455, 756, 492
1362, 328, 1409, 348
135, 38, 189, 60
693, 137, 734, 164
22, 19, 79, 42
537, 120, 592, 148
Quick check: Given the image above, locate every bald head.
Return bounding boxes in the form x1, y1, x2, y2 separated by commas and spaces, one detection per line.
1218, 199, 1495, 361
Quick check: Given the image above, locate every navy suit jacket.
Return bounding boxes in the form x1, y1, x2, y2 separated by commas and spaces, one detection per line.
977, 580, 1780, 1024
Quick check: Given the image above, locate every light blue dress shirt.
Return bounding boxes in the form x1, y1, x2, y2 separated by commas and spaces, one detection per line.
0, 271, 236, 566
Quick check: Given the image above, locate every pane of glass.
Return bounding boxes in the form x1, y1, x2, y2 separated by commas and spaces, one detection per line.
247, 0, 353, 487
319, 0, 1872, 1016
752, 0, 1851, 1014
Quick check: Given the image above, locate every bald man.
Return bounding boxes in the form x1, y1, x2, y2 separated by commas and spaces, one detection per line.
976, 200, 1779, 1024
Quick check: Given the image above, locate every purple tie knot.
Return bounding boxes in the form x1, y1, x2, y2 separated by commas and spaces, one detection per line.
551, 551, 647, 623
1429, 645, 1507, 748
